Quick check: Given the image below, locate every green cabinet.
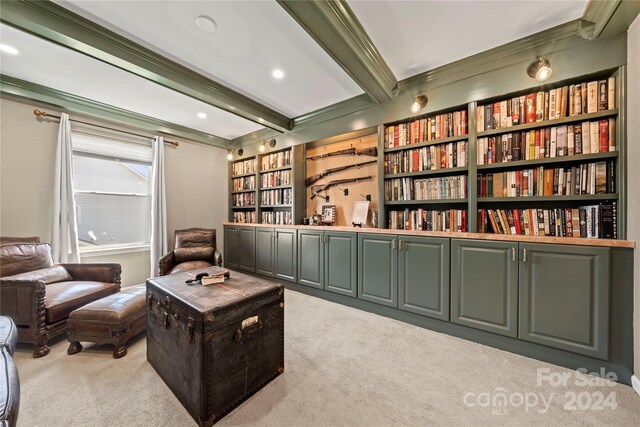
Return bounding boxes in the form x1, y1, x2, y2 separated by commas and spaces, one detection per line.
298, 230, 357, 297
224, 226, 240, 270
255, 227, 297, 282
324, 231, 357, 297
298, 230, 324, 289
518, 243, 610, 360
274, 228, 297, 282
358, 234, 397, 307
398, 236, 450, 321
451, 239, 519, 337
255, 227, 275, 277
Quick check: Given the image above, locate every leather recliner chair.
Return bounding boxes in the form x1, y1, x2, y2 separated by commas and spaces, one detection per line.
158, 228, 222, 276
0, 241, 121, 357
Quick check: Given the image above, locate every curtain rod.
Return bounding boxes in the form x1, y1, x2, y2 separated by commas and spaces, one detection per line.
33, 109, 179, 147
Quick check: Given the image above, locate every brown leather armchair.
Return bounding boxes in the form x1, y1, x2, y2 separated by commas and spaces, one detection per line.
158, 228, 222, 276
0, 242, 121, 357
1, 316, 19, 427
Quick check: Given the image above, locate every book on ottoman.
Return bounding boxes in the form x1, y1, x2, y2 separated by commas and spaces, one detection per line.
146, 267, 284, 426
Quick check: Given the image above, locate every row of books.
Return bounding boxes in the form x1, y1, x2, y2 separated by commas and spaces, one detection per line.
261, 170, 291, 188
261, 150, 291, 170
384, 175, 468, 201
231, 193, 255, 207
232, 175, 255, 191
260, 188, 292, 206
477, 161, 615, 198
477, 77, 615, 131
387, 209, 467, 232
261, 211, 292, 225
477, 119, 615, 164
231, 159, 256, 176
232, 211, 256, 224
477, 203, 617, 239
384, 110, 468, 148
384, 141, 468, 175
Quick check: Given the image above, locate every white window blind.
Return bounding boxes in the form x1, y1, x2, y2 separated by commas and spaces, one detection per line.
72, 132, 153, 164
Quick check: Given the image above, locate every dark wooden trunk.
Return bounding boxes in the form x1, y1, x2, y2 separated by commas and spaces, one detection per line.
146, 268, 284, 426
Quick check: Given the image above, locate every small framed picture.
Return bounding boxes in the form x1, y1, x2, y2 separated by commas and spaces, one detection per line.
322, 205, 336, 225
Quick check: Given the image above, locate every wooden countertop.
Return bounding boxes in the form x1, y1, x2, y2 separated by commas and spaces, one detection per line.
223, 223, 635, 249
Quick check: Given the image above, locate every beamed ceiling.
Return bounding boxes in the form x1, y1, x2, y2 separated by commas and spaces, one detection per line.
0, 0, 631, 148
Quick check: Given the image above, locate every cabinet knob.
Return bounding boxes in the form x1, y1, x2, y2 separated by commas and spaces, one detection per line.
522, 248, 527, 262
392, 239, 396, 250
512, 247, 516, 262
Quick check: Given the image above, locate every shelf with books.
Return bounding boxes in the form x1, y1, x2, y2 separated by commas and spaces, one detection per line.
387, 208, 468, 232
384, 134, 468, 153
260, 166, 292, 173
231, 205, 256, 209
260, 204, 293, 208
477, 194, 617, 203
385, 166, 469, 179
385, 199, 468, 206
477, 109, 617, 138
231, 189, 257, 194
477, 151, 618, 171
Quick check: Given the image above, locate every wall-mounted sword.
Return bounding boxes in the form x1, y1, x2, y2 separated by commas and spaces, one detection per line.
310, 176, 373, 200
305, 160, 377, 187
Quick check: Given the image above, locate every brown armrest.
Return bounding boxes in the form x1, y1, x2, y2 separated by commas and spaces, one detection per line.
61, 263, 122, 286
0, 279, 46, 326
158, 252, 175, 276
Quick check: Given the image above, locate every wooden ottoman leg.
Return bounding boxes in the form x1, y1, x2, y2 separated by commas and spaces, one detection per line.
67, 341, 83, 355
113, 345, 127, 359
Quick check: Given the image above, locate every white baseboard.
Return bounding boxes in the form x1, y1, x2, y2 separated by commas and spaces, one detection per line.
632, 375, 640, 397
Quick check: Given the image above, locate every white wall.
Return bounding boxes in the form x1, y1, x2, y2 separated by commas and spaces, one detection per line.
0, 96, 228, 286
628, 14, 640, 380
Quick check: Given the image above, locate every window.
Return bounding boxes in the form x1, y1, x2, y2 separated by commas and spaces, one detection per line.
71, 132, 153, 250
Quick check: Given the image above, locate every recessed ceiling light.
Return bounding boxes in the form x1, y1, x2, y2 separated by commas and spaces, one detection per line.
197, 112, 207, 119
195, 15, 217, 33
0, 44, 19, 55
272, 69, 284, 79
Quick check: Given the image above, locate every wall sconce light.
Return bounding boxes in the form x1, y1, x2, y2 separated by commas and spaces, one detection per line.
527, 57, 552, 82
259, 141, 266, 152
227, 150, 233, 161
410, 95, 428, 114
269, 138, 276, 148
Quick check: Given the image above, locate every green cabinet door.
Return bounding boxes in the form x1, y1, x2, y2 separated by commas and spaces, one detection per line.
451, 239, 518, 337
519, 243, 610, 360
325, 231, 357, 298
255, 227, 275, 277
298, 230, 324, 289
275, 228, 297, 283
237, 227, 256, 272
358, 234, 397, 307
223, 226, 239, 269
398, 236, 450, 320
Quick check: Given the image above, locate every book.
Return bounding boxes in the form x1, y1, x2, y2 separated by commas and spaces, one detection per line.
598, 80, 608, 111
201, 275, 225, 286
608, 118, 616, 151
525, 93, 536, 123
560, 86, 569, 117
607, 76, 615, 109
587, 81, 598, 113
599, 119, 609, 153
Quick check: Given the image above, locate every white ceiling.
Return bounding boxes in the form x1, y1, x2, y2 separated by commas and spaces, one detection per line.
348, 0, 589, 80
54, 0, 364, 117
0, 24, 263, 140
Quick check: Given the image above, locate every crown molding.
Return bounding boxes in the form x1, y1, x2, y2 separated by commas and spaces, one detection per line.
579, 0, 622, 40
277, 0, 397, 103
0, 0, 291, 132
0, 74, 231, 148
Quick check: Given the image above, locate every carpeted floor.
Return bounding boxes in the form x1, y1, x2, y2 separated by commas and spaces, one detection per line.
13, 289, 640, 426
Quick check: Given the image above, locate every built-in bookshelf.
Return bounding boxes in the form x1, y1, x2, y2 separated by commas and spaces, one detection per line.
473, 71, 620, 240
228, 146, 304, 225
381, 106, 470, 231
230, 156, 258, 223
377, 68, 624, 239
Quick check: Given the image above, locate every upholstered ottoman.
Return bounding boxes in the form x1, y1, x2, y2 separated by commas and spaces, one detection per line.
67, 285, 146, 358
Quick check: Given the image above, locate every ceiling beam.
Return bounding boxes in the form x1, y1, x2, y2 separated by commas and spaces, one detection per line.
277, 0, 397, 104
0, 0, 291, 132
578, 0, 622, 40
1, 74, 232, 148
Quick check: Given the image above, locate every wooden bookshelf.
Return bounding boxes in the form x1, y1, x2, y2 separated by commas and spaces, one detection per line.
477, 151, 618, 171
229, 156, 258, 224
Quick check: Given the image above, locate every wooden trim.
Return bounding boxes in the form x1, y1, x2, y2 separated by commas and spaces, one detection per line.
277, 0, 397, 103
579, 0, 622, 39
477, 152, 619, 171
477, 194, 618, 203
222, 222, 635, 248
383, 135, 469, 153
384, 166, 468, 179
0, 0, 290, 132
1, 75, 231, 148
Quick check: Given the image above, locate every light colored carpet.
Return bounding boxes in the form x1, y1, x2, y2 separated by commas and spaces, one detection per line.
13, 290, 640, 426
